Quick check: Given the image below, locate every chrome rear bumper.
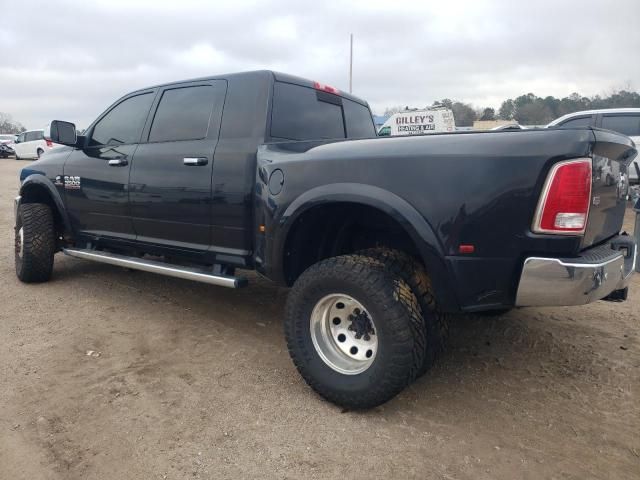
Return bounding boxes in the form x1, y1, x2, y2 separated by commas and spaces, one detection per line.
14, 195, 21, 220
515, 236, 635, 307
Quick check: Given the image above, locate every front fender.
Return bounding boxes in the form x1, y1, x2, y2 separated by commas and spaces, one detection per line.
19, 174, 72, 235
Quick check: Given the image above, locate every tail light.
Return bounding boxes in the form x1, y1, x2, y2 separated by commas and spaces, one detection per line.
313, 81, 340, 95
532, 158, 592, 235
45, 139, 53, 147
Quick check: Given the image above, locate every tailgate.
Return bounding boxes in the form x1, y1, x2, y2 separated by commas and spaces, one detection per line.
582, 129, 637, 248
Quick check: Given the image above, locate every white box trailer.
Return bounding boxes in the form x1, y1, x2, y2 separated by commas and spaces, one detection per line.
378, 109, 456, 136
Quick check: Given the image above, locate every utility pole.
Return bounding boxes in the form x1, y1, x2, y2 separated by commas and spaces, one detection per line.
349, 33, 353, 94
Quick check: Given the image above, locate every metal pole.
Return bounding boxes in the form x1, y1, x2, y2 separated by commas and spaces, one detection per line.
349, 33, 353, 94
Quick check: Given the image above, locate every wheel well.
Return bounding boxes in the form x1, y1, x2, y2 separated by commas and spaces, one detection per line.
283, 203, 422, 285
20, 184, 66, 239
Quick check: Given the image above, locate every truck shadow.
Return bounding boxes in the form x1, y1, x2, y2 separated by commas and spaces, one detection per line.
52, 256, 620, 417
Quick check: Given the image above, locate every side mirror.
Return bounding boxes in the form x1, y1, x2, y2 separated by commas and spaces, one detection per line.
45, 120, 77, 147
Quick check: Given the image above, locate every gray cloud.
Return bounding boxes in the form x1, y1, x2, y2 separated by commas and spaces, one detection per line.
1, 0, 639, 129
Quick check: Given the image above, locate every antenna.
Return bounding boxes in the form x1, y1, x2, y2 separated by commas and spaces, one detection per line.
349, 33, 353, 94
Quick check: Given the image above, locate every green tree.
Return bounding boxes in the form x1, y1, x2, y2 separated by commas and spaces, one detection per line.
0, 112, 26, 134
480, 107, 496, 121
498, 99, 515, 120
514, 102, 554, 125
450, 101, 476, 126
433, 99, 453, 109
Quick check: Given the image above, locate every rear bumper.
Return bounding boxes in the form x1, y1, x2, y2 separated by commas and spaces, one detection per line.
14, 195, 21, 220
629, 156, 639, 183
515, 235, 635, 306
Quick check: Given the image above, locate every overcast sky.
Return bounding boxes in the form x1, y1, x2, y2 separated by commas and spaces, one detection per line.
1, 0, 639, 129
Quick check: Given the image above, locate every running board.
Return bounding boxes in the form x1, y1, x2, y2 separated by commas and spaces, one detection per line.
62, 248, 247, 288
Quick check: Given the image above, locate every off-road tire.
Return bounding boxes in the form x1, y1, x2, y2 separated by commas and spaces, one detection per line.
284, 254, 426, 409
15, 203, 55, 283
358, 248, 449, 376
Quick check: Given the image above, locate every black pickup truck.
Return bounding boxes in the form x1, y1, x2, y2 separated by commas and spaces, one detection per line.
14, 71, 637, 409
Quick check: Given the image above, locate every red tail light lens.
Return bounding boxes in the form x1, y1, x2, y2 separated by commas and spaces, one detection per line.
313, 81, 340, 95
45, 139, 53, 147
533, 158, 592, 235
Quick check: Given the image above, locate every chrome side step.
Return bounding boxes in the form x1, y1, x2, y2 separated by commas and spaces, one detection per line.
62, 248, 247, 288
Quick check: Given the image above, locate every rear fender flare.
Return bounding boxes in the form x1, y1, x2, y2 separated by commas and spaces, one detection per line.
275, 183, 459, 310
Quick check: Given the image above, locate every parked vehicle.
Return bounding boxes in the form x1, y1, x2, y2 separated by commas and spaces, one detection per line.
378, 107, 455, 136
0, 142, 14, 158
12, 129, 59, 160
14, 71, 637, 409
0, 134, 16, 145
548, 109, 640, 182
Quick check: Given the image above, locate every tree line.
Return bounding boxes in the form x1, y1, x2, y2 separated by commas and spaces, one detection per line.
0, 112, 26, 134
383, 89, 640, 127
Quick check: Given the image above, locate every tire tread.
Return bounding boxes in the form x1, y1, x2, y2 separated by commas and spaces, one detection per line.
357, 248, 449, 376
15, 203, 55, 283
285, 254, 426, 409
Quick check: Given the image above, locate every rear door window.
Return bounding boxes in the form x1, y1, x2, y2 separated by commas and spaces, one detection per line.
148, 85, 223, 143
271, 82, 345, 140
558, 116, 593, 128
343, 99, 376, 138
601, 114, 640, 137
90, 92, 155, 146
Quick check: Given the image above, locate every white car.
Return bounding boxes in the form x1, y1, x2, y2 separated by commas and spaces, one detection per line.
0, 134, 15, 145
547, 108, 640, 182
12, 129, 59, 160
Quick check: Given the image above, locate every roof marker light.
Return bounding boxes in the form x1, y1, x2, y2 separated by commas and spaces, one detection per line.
313, 81, 340, 95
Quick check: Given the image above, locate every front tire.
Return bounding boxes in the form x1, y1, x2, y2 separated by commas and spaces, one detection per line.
15, 203, 56, 283
285, 255, 426, 409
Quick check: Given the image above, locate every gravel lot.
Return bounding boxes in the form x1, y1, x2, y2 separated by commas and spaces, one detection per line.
0, 158, 638, 479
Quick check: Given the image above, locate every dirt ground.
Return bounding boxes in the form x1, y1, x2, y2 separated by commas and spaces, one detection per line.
0, 158, 638, 480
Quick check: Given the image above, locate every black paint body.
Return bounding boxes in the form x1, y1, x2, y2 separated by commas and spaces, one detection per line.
19, 71, 637, 312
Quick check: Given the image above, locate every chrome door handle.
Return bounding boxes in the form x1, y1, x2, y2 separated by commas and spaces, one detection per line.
108, 158, 128, 166
183, 157, 208, 166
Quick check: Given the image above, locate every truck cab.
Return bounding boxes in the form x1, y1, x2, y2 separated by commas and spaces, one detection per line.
18, 71, 376, 270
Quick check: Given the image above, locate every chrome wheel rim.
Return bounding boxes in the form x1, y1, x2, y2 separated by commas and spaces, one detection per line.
16, 227, 24, 258
310, 294, 378, 375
